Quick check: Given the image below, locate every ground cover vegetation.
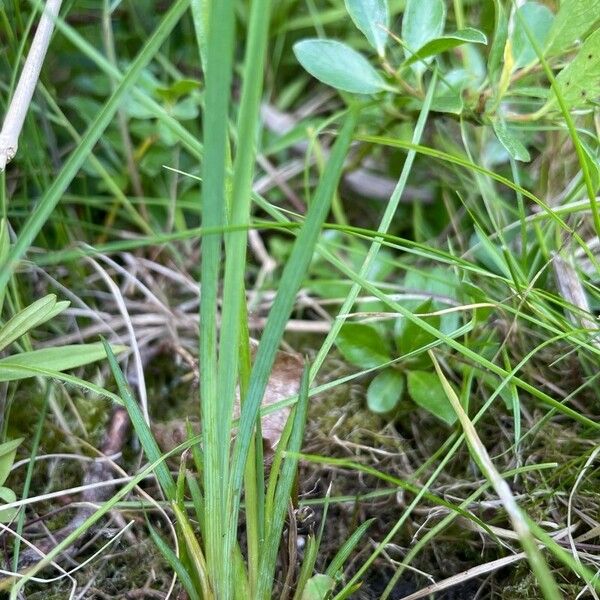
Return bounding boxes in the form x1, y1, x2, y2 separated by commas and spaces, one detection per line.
0, 0, 599, 598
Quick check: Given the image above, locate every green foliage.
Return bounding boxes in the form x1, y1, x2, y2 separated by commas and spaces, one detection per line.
344, 0, 389, 57
554, 28, 600, 107
406, 369, 457, 425
512, 2, 553, 68
367, 368, 404, 414
402, 0, 446, 74
0, 438, 22, 522
546, 0, 600, 54
293, 40, 390, 94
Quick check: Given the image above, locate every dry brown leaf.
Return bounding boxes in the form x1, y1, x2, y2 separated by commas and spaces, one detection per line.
153, 343, 303, 453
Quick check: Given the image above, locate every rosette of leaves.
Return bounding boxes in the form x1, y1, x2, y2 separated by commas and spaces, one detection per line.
334, 268, 463, 425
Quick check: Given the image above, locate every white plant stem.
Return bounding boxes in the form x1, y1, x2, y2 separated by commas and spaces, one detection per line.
0, 0, 62, 171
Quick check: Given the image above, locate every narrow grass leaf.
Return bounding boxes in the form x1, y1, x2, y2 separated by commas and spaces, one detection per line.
0, 0, 189, 296
512, 2, 553, 67
0, 343, 125, 380
147, 521, 201, 600
102, 339, 176, 499
257, 364, 310, 597
429, 351, 562, 600
226, 112, 357, 578
325, 518, 375, 578
172, 502, 214, 600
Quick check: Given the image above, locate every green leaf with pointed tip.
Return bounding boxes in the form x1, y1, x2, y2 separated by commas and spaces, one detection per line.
301, 574, 336, 600
512, 2, 554, 68
546, 0, 600, 55
492, 120, 531, 162
395, 299, 440, 355
0, 486, 18, 523
293, 39, 390, 94
0, 295, 69, 353
335, 323, 391, 368
0, 343, 126, 382
402, 0, 446, 74
554, 28, 600, 108
0, 438, 23, 487
403, 28, 487, 67
367, 369, 404, 414
407, 370, 457, 425
345, 0, 389, 56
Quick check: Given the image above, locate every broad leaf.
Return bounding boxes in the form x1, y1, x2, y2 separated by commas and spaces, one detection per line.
335, 323, 391, 368
367, 368, 404, 413
546, 0, 600, 55
492, 119, 531, 162
0, 343, 126, 382
407, 370, 457, 425
294, 39, 390, 94
402, 0, 446, 74
301, 574, 336, 600
512, 2, 554, 68
395, 299, 440, 355
554, 28, 600, 108
403, 28, 487, 68
345, 0, 389, 56
0, 438, 23, 487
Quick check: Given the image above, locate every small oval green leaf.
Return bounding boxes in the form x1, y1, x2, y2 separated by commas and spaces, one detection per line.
512, 2, 554, 68
367, 369, 404, 414
335, 323, 391, 368
402, 0, 446, 73
407, 370, 457, 425
345, 0, 389, 56
294, 39, 390, 94
0, 438, 23, 487
403, 28, 487, 67
492, 119, 531, 162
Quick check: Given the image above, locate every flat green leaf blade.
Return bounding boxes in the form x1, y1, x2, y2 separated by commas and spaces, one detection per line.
0, 343, 124, 378
512, 2, 554, 68
546, 0, 600, 55
492, 120, 531, 162
293, 39, 390, 93
325, 518, 375, 578
367, 369, 404, 413
345, 0, 389, 56
407, 370, 457, 425
403, 28, 487, 67
335, 323, 391, 368
0, 295, 62, 352
102, 340, 176, 499
0, 487, 18, 523
402, 0, 446, 71
301, 574, 336, 600
0, 438, 23, 487
555, 28, 600, 108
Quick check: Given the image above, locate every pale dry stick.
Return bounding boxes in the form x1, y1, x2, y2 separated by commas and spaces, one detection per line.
0, 0, 62, 171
